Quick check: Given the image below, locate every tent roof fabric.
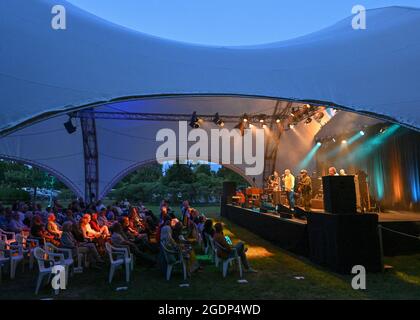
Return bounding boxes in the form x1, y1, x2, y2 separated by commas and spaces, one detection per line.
1, 1, 420, 133
0, 0, 419, 200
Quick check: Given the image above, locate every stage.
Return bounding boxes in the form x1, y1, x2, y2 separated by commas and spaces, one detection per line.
222, 204, 420, 273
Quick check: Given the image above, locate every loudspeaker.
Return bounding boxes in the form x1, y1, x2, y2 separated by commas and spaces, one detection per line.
307, 213, 381, 273
222, 181, 236, 203
221, 181, 236, 217
322, 176, 357, 214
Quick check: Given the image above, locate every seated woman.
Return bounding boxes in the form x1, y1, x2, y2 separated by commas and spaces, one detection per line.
90, 213, 110, 237
46, 213, 63, 238
80, 214, 108, 255
161, 221, 201, 274
160, 223, 182, 263
181, 200, 190, 226
60, 221, 103, 268
110, 222, 156, 266
213, 222, 257, 273
160, 200, 175, 221
81, 214, 108, 239
30, 215, 60, 246
128, 207, 149, 234
141, 206, 159, 230
202, 218, 215, 248
121, 216, 146, 240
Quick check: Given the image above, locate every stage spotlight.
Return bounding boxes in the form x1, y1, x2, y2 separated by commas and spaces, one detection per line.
189, 111, 200, 128
360, 130, 365, 136
64, 115, 77, 134
316, 141, 322, 147
242, 114, 249, 123
289, 124, 295, 129
258, 114, 266, 126
332, 138, 336, 143
276, 117, 281, 123
305, 117, 312, 125
213, 113, 224, 127
341, 139, 347, 144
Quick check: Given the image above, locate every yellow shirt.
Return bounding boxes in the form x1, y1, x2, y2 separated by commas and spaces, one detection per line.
284, 174, 295, 192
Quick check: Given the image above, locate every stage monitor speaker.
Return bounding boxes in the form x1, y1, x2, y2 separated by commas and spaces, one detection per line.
222, 181, 236, 204
221, 181, 237, 217
322, 176, 357, 214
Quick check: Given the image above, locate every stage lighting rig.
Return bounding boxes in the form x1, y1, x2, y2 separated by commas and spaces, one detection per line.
213, 112, 224, 127
64, 113, 77, 134
189, 111, 200, 128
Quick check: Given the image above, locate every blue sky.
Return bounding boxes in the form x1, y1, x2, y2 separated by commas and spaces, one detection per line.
67, 0, 419, 45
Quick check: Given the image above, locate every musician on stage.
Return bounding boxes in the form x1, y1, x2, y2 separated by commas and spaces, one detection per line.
269, 170, 281, 191
298, 169, 312, 212
267, 170, 282, 210
283, 169, 295, 211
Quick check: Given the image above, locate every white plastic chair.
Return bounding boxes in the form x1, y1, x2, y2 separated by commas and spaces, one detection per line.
0, 228, 16, 246
214, 241, 243, 278
44, 242, 74, 285
191, 223, 203, 249
0, 241, 10, 283
33, 247, 64, 294
205, 234, 219, 266
105, 242, 132, 283
161, 242, 187, 281
15, 234, 42, 270
4, 241, 25, 279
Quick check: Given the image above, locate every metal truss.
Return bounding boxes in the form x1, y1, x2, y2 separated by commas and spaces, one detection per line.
80, 108, 99, 204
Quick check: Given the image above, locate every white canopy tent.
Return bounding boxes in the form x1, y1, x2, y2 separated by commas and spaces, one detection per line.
0, 0, 419, 200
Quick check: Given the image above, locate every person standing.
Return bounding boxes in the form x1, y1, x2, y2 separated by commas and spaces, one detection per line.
298, 170, 312, 212
283, 169, 295, 211
328, 167, 339, 176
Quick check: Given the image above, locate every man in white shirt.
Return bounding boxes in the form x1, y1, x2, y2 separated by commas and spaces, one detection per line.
283, 169, 295, 211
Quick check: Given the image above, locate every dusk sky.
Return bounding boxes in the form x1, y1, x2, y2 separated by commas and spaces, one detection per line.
67, 0, 420, 45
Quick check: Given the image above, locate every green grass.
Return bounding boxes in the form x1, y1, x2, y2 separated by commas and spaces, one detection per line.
1, 205, 420, 300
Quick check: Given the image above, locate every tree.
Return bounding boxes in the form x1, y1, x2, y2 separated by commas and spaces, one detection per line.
216, 167, 249, 187
162, 162, 195, 184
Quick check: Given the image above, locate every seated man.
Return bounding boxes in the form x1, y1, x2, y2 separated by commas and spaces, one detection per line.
8, 211, 29, 233
97, 208, 111, 227
110, 222, 156, 266
213, 222, 257, 273
60, 221, 103, 268
46, 213, 63, 238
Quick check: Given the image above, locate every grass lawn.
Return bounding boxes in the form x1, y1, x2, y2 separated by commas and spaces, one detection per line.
0, 205, 419, 299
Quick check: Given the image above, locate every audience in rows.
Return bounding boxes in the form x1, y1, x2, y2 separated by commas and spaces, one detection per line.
0, 197, 257, 276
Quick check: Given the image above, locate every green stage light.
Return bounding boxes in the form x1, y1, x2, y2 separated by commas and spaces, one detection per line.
297, 141, 322, 171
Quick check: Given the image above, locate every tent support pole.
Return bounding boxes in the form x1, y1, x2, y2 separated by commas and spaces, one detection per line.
81, 108, 99, 204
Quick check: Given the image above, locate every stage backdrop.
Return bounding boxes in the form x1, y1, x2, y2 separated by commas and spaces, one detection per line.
316, 126, 420, 212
